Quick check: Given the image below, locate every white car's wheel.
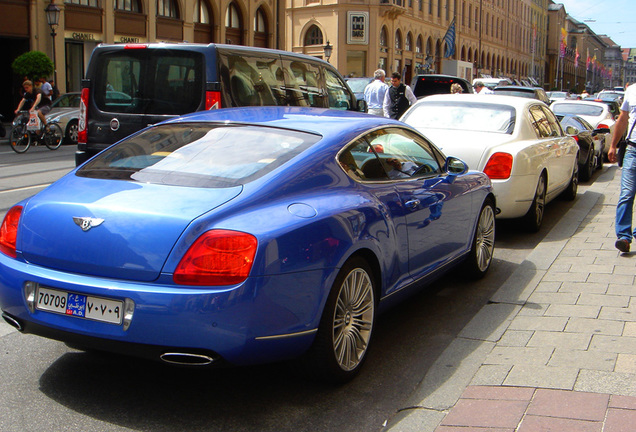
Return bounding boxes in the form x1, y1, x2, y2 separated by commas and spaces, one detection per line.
523, 173, 547, 233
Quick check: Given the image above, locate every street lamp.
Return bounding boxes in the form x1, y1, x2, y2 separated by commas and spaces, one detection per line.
45, 1, 60, 86
323, 41, 333, 63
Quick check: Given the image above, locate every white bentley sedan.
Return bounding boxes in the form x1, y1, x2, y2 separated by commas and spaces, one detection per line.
401, 94, 579, 232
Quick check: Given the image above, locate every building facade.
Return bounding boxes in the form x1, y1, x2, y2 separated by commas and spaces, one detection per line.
0, 0, 280, 117
0, 0, 629, 118
285, 0, 545, 86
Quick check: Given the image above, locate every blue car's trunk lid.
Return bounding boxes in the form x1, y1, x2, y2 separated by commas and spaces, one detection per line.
18, 176, 242, 282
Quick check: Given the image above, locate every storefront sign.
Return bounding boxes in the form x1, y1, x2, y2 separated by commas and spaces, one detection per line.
116, 36, 147, 43
347, 12, 368, 45
66, 32, 100, 42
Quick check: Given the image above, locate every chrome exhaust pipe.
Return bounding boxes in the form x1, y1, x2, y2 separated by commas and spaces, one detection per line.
2, 313, 23, 331
159, 352, 216, 366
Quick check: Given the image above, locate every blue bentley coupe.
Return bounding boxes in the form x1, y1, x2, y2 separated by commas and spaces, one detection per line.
0, 107, 495, 382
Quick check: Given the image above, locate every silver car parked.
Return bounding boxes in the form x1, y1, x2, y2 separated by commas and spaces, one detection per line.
45, 92, 81, 145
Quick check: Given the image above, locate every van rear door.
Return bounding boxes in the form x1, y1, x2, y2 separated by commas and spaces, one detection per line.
90, 48, 205, 147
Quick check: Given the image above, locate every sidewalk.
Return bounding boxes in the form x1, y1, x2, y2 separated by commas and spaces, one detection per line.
386, 164, 636, 431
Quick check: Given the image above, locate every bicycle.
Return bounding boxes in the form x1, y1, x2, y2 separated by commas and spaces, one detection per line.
10, 111, 63, 154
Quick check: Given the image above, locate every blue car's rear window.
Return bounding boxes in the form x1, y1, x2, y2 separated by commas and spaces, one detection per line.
77, 123, 321, 187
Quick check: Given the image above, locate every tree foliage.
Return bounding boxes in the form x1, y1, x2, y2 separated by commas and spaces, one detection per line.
11, 51, 54, 81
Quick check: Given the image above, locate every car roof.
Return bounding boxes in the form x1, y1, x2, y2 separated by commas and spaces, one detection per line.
552, 99, 609, 109
411, 93, 543, 108
162, 106, 409, 137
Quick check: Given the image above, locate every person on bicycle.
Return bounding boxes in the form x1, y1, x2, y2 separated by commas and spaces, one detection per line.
14, 80, 52, 130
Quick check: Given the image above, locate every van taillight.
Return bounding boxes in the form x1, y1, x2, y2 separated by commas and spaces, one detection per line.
78, 88, 89, 144
206, 91, 221, 110
124, 44, 148, 49
0, 206, 22, 258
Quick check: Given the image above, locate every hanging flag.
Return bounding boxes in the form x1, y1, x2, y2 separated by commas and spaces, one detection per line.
575, 47, 580, 68
443, 18, 456, 58
586, 49, 591, 70
561, 27, 568, 46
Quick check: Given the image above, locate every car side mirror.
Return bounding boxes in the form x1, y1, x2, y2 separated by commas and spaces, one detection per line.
445, 156, 468, 175
565, 125, 579, 135
357, 99, 368, 113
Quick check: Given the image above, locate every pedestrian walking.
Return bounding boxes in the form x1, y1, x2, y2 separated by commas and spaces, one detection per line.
608, 83, 636, 252
383, 72, 417, 119
363, 69, 389, 116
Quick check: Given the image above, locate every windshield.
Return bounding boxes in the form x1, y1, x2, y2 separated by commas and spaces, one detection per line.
346, 78, 372, 93
77, 123, 321, 187
552, 103, 604, 117
402, 101, 516, 134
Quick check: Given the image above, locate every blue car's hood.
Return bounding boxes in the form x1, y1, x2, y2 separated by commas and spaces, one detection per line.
18, 175, 242, 281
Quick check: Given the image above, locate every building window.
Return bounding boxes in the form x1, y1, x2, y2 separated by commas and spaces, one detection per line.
254, 8, 266, 32
406, 32, 413, 51
226, 2, 240, 28
66, 0, 99, 6
194, 0, 211, 24
416, 35, 423, 53
395, 30, 402, 50
157, 0, 179, 18
380, 27, 388, 48
304, 25, 323, 46
114, 0, 140, 11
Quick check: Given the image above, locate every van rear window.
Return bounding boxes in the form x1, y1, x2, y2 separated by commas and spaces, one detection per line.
93, 50, 204, 115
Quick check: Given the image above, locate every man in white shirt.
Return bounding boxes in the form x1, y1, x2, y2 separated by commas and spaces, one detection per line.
473, 81, 494, 94
383, 72, 418, 119
363, 69, 389, 116
39, 77, 53, 99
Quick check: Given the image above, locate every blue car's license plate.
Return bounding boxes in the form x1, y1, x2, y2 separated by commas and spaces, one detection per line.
35, 286, 123, 325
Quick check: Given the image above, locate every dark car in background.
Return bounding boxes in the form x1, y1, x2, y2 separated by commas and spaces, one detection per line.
410, 74, 473, 98
557, 114, 609, 181
344, 77, 373, 102
492, 86, 551, 105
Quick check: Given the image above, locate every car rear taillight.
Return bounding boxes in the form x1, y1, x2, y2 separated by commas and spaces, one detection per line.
598, 122, 610, 130
483, 152, 513, 180
0, 206, 22, 258
173, 230, 257, 286
124, 44, 148, 49
78, 88, 89, 144
206, 91, 221, 110
572, 135, 580, 142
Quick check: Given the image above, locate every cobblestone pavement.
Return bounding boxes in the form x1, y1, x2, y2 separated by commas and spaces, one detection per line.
387, 164, 636, 431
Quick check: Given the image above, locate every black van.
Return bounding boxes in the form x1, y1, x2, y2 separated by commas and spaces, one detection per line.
409, 74, 474, 98
76, 43, 365, 165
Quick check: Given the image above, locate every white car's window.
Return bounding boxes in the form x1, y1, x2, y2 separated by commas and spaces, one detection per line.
529, 106, 550, 138
402, 101, 516, 134
552, 103, 604, 117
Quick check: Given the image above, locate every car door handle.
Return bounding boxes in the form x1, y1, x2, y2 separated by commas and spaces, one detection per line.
405, 199, 420, 210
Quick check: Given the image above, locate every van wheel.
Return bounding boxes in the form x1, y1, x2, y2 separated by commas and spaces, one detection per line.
302, 257, 376, 384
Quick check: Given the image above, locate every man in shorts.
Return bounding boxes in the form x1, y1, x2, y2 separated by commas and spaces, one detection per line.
14, 80, 52, 128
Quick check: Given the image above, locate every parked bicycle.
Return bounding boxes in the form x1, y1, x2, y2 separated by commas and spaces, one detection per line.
10, 111, 63, 153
